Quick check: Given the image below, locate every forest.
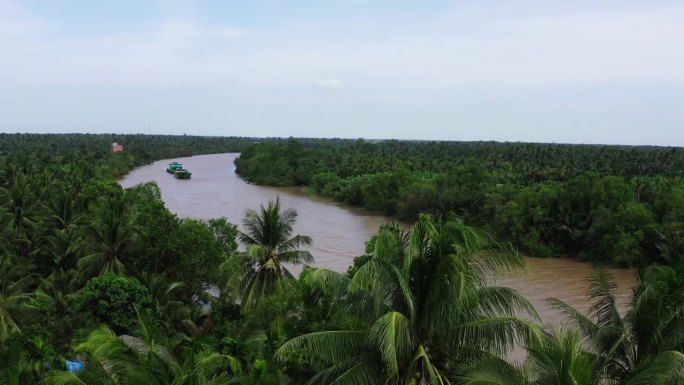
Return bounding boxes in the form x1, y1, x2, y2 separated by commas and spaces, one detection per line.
0, 133, 682, 384
235, 139, 684, 267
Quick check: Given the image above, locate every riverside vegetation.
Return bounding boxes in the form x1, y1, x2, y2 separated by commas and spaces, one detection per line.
236, 139, 684, 267
0, 133, 682, 384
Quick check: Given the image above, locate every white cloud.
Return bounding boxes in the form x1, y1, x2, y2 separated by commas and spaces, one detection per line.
1, 0, 683, 89
0, 1, 245, 85
317, 78, 342, 88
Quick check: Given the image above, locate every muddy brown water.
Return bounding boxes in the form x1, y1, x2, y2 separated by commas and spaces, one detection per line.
120, 153, 637, 325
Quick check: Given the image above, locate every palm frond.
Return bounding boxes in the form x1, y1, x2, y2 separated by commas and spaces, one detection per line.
278, 249, 314, 265
454, 317, 542, 357
44, 372, 89, 385
274, 330, 369, 369
587, 267, 623, 329
300, 267, 350, 297
625, 350, 684, 385
548, 297, 600, 341
459, 353, 529, 385
305, 359, 383, 385
369, 311, 415, 378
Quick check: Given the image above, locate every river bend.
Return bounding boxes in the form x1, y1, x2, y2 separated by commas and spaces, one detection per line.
121, 153, 636, 323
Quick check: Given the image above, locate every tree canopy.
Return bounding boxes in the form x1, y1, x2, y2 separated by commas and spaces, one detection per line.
0, 133, 680, 384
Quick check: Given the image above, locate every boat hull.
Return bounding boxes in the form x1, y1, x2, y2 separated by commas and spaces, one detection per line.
174, 172, 192, 179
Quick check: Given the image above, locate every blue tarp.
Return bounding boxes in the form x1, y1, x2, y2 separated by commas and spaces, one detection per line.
65, 360, 84, 373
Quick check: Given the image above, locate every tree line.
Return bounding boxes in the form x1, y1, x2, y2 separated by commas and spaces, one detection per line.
0, 133, 681, 384
235, 139, 684, 267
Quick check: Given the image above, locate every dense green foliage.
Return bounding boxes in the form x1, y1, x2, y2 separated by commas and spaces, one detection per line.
0, 133, 681, 384
276, 215, 540, 384
79, 273, 153, 333
0, 133, 256, 383
236, 139, 684, 267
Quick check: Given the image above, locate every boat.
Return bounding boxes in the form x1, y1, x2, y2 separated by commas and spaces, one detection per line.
174, 169, 192, 179
167, 162, 183, 173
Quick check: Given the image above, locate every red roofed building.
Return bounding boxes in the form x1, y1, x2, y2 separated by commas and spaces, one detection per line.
111, 142, 124, 152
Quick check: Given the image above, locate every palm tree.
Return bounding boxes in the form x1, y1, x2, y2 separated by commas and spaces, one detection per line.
461, 326, 600, 385
549, 265, 684, 384
45, 310, 240, 385
138, 272, 186, 327
78, 193, 136, 278
0, 172, 43, 259
33, 269, 82, 351
0, 254, 34, 341
0, 350, 41, 385
47, 188, 84, 263
276, 214, 539, 384
221, 198, 313, 311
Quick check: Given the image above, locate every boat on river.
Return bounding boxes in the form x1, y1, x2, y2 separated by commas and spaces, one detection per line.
166, 162, 183, 173
173, 169, 192, 179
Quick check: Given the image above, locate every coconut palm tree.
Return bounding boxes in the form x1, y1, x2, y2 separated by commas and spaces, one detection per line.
549, 265, 684, 384
221, 198, 313, 311
138, 272, 186, 327
0, 254, 35, 341
461, 326, 601, 385
33, 269, 82, 351
78, 193, 136, 278
276, 214, 539, 384
33, 189, 86, 276
0, 172, 43, 259
0, 350, 41, 385
45, 310, 240, 385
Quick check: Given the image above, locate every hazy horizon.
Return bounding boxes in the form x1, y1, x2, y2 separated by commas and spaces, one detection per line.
1, 1, 683, 146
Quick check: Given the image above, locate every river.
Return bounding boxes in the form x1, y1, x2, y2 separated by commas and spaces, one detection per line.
120, 153, 637, 324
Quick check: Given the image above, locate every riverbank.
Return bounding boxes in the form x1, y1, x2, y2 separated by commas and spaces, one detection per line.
235, 140, 684, 268
121, 152, 637, 323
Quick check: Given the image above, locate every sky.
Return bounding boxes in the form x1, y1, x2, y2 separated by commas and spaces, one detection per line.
1, 0, 683, 146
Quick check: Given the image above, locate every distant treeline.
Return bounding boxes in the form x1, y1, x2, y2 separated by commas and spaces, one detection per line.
235, 139, 684, 267
0, 133, 269, 178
